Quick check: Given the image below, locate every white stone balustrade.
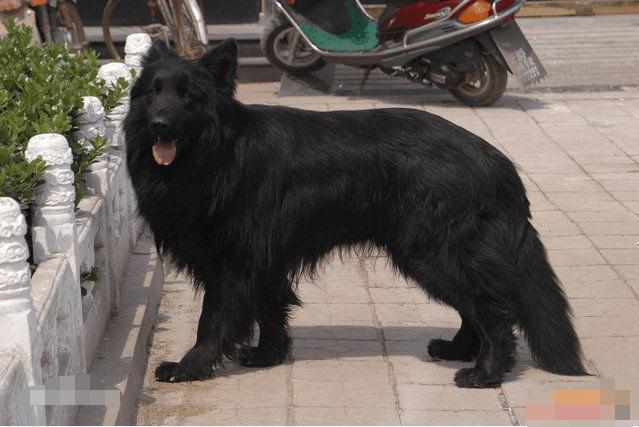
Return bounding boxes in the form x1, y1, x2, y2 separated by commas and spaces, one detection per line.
124, 32, 152, 75
0, 198, 45, 425
0, 33, 151, 425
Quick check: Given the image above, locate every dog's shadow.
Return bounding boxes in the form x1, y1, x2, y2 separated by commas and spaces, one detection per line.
217, 324, 530, 382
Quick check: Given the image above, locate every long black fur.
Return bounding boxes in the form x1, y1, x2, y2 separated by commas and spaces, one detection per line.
125, 39, 588, 387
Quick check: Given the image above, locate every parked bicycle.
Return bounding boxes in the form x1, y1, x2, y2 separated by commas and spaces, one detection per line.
102, 0, 208, 60
0, 0, 86, 49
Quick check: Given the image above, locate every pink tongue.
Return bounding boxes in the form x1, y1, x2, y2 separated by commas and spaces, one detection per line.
152, 140, 176, 165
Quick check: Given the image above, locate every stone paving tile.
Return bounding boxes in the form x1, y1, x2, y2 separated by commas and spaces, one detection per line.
503, 361, 597, 384
610, 191, 639, 202
291, 360, 390, 383
369, 287, 427, 304
561, 279, 635, 299
296, 285, 369, 304
581, 336, 639, 359
615, 264, 639, 282
546, 248, 607, 266
291, 303, 374, 324
541, 235, 593, 250
389, 356, 469, 386
180, 408, 289, 425
292, 379, 397, 408
382, 322, 459, 343
530, 211, 582, 236
293, 407, 400, 425
373, 303, 459, 325
528, 173, 605, 193
575, 316, 639, 338
397, 384, 503, 411
569, 298, 639, 318
292, 339, 384, 362
545, 192, 627, 213
600, 248, 639, 265
589, 234, 639, 249
403, 410, 512, 426
555, 265, 620, 282
567, 211, 639, 223
578, 221, 639, 236
526, 192, 558, 212
135, 86, 639, 425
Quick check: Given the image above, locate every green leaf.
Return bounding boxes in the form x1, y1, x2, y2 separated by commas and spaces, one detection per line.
0, 19, 125, 207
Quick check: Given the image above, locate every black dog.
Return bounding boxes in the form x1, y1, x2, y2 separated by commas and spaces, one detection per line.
125, 39, 587, 388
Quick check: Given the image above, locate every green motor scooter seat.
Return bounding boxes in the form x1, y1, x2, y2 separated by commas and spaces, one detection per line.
294, 0, 379, 52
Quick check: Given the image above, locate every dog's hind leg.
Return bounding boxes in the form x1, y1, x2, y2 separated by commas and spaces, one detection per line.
452, 310, 516, 388
391, 231, 518, 388
427, 316, 480, 362
239, 286, 299, 367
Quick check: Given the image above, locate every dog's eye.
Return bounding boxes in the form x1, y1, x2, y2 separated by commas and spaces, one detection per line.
150, 88, 159, 96
180, 90, 191, 99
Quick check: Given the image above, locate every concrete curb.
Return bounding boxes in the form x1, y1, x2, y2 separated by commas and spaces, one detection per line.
75, 231, 164, 426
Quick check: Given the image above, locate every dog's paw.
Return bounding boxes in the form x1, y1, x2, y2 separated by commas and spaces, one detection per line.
155, 360, 215, 382
237, 345, 287, 368
453, 367, 501, 388
427, 338, 475, 362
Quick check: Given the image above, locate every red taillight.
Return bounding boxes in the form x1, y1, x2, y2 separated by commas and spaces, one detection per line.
457, 0, 493, 24
286, 0, 296, 5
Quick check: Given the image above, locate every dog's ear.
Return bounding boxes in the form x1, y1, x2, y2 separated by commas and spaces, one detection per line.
201, 38, 238, 97
143, 39, 178, 67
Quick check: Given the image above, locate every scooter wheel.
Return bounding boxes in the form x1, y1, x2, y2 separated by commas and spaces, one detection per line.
449, 54, 507, 107
261, 18, 325, 75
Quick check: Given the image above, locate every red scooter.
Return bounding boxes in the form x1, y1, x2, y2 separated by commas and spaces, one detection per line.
261, 0, 546, 106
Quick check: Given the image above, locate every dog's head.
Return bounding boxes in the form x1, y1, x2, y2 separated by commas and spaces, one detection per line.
126, 38, 238, 167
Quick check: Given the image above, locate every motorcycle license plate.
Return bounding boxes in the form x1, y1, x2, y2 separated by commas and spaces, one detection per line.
490, 22, 547, 87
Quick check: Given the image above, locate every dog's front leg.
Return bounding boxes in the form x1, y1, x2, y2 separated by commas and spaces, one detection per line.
155, 283, 253, 382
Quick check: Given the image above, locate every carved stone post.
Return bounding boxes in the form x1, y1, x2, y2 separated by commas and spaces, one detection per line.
75, 96, 110, 196
25, 134, 79, 281
76, 97, 124, 314
97, 62, 131, 149
24, 134, 86, 373
0, 197, 46, 424
74, 96, 107, 143
124, 33, 152, 77
123, 33, 152, 247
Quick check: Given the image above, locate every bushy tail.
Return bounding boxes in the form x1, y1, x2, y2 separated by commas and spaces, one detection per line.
516, 221, 588, 375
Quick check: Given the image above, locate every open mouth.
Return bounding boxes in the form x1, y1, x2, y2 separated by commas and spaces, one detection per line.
152, 137, 177, 166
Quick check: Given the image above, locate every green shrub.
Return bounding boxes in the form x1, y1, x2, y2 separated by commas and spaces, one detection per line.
0, 20, 129, 209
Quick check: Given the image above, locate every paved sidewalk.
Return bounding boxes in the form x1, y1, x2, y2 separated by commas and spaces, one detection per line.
135, 85, 639, 425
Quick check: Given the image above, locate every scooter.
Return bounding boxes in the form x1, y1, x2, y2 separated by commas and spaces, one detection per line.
261, 0, 547, 106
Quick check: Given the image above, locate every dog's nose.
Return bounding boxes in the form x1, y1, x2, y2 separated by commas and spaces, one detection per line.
151, 118, 169, 134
